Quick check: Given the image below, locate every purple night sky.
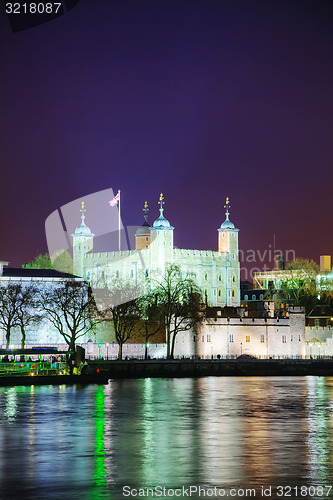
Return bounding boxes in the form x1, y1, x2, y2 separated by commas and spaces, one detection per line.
0, 0, 333, 277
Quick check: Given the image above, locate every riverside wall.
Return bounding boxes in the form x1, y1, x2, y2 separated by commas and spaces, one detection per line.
88, 358, 333, 378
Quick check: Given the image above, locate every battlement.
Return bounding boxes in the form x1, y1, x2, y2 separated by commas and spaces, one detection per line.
84, 248, 150, 260
173, 248, 223, 258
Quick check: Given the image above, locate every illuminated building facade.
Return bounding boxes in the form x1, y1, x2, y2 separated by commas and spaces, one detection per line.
72, 195, 241, 307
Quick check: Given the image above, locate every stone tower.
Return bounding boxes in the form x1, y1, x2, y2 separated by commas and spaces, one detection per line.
72, 202, 94, 278
150, 193, 174, 274
135, 201, 151, 250
218, 197, 240, 305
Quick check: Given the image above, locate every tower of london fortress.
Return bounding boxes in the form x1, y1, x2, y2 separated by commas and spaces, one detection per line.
72, 194, 241, 307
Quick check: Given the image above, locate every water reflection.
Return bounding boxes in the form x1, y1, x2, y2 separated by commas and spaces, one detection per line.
0, 378, 333, 499
306, 377, 333, 484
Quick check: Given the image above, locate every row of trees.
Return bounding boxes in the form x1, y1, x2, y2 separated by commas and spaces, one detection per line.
0, 266, 204, 359
0, 281, 94, 351
93, 265, 204, 359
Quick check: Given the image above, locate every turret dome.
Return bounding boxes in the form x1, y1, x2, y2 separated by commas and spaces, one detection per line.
74, 221, 94, 236
136, 221, 151, 235
72, 202, 94, 238
218, 197, 238, 231
152, 193, 174, 230
219, 218, 235, 230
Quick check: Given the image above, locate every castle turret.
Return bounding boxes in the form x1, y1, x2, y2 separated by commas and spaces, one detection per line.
72, 202, 94, 278
150, 193, 174, 274
135, 201, 151, 250
218, 197, 240, 306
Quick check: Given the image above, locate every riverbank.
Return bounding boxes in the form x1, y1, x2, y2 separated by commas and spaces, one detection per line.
88, 358, 333, 378
0, 373, 109, 386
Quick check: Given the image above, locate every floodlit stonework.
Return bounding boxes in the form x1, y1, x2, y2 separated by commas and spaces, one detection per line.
72, 195, 241, 307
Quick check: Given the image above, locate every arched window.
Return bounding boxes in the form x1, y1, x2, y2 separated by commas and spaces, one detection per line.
233, 276, 235, 282
252, 294, 256, 300
244, 294, 248, 301
218, 290, 221, 297
205, 273, 208, 281
259, 294, 264, 300
219, 275, 222, 282
232, 290, 235, 298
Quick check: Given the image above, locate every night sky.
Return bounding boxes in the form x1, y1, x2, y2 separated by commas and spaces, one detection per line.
1, 0, 333, 276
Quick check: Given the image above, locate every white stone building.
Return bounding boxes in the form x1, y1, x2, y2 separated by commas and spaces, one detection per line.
72, 195, 241, 307
174, 306, 306, 359
0, 195, 308, 359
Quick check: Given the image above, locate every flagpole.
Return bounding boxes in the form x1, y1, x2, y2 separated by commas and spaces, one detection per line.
118, 190, 121, 251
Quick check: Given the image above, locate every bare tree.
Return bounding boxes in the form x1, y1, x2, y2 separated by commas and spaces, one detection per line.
0, 284, 22, 348
136, 291, 164, 359
153, 265, 204, 359
16, 285, 42, 349
93, 280, 143, 360
41, 281, 95, 356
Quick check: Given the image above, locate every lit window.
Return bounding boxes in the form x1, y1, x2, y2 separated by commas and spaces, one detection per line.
244, 295, 248, 301
260, 335, 265, 343
246, 336, 250, 342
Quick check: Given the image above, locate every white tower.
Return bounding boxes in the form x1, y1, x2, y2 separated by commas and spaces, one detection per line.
218, 197, 240, 306
150, 193, 174, 275
72, 202, 94, 278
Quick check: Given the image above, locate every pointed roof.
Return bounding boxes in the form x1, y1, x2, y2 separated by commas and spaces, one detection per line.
72, 202, 94, 237
136, 201, 151, 235
219, 197, 238, 231
152, 193, 174, 230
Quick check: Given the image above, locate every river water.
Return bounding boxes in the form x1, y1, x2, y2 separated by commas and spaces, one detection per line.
0, 377, 333, 499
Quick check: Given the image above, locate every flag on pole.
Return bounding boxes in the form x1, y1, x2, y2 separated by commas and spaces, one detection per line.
109, 192, 120, 207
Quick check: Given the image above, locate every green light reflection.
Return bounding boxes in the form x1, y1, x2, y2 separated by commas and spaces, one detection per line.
91, 385, 109, 500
